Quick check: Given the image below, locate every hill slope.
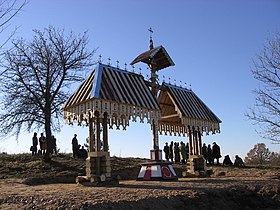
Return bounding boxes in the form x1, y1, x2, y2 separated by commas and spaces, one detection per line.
0, 154, 279, 209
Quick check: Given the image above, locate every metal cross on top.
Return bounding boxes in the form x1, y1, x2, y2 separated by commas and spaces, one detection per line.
148, 27, 154, 50
148, 27, 153, 39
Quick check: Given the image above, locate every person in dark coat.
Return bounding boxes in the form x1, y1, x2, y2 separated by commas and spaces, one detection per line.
212, 142, 221, 165
207, 144, 213, 164
174, 142, 180, 163
72, 134, 79, 158
234, 155, 245, 167
163, 142, 170, 161
223, 155, 233, 166
39, 133, 47, 155
32, 132, 38, 156
78, 146, 88, 159
202, 143, 207, 160
179, 141, 187, 164
169, 141, 174, 162
186, 142, 189, 160
51, 135, 57, 155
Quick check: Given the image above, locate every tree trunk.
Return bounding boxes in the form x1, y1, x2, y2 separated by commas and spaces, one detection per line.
43, 104, 52, 162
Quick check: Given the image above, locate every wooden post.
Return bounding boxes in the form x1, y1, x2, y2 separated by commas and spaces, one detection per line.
94, 110, 101, 175
94, 111, 101, 152
193, 126, 198, 155
103, 112, 109, 152
198, 129, 202, 155
88, 116, 95, 152
188, 126, 193, 155
152, 119, 159, 150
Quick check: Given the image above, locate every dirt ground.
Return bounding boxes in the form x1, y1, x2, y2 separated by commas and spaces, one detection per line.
0, 154, 279, 209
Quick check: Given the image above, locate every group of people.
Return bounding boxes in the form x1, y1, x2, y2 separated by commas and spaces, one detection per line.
71, 134, 88, 159
163, 141, 245, 167
31, 132, 57, 156
31, 132, 88, 159
223, 154, 245, 167
163, 141, 189, 164
31, 132, 244, 166
201, 142, 222, 165
163, 141, 223, 165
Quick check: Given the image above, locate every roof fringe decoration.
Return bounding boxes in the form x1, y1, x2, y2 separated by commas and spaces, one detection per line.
64, 99, 160, 130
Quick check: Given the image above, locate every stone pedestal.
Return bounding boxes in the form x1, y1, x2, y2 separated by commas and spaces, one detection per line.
187, 155, 206, 176
86, 151, 111, 182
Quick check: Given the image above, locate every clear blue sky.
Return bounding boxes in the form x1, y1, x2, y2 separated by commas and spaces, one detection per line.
1, 0, 280, 160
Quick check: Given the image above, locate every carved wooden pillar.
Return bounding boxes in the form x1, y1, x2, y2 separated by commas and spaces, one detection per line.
193, 126, 199, 155
86, 108, 112, 182
188, 126, 193, 155
88, 115, 95, 152
198, 129, 202, 155
94, 110, 101, 175
103, 112, 109, 152
94, 111, 101, 152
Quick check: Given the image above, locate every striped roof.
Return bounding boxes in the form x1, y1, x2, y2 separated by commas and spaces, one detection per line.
158, 82, 221, 133
63, 63, 221, 133
63, 63, 160, 111
164, 83, 221, 122
130, 46, 175, 71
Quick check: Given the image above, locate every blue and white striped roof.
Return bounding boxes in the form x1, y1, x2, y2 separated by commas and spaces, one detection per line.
63, 63, 160, 111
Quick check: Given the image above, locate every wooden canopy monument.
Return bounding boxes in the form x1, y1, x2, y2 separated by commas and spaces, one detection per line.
63, 30, 221, 183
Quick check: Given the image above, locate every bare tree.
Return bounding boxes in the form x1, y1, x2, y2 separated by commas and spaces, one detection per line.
246, 32, 280, 143
0, 26, 95, 160
269, 151, 280, 166
0, 0, 26, 49
244, 143, 272, 165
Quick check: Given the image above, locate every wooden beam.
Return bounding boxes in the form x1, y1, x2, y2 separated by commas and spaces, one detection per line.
188, 126, 193, 155
103, 112, 108, 152
193, 127, 199, 155
198, 129, 202, 156
94, 111, 101, 152
161, 113, 179, 119
88, 116, 94, 152
159, 102, 175, 107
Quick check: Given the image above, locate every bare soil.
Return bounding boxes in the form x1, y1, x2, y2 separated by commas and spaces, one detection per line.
0, 154, 279, 209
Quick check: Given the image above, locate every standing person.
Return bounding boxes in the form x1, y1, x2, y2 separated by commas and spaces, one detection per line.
51, 135, 57, 155
212, 142, 221, 165
179, 141, 186, 164
72, 134, 79, 158
163, 142, 170, 161
169, 141, 174, 162
202, 143, 207, 160
174, 142, 180, 163
39, 133, 47, 155
185, 142, 189, 160
207, 144, 213, 165
32, 132, 38, 156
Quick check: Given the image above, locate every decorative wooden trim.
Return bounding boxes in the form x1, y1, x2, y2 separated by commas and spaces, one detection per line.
64, 99, 219, 136
158, 117, 220, 136
64, 99, 160, 130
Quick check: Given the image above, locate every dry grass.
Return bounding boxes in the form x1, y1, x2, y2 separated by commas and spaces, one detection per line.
0, 153, 279, 209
